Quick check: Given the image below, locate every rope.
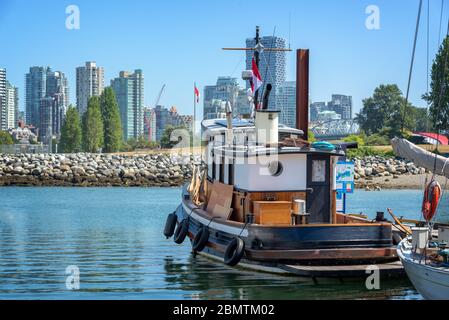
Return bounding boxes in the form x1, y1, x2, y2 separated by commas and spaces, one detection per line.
402, 0, 423, 133
238, 222, 249, 237
431, 9, 449, 175
438, 0, 446, 47
426, 0, 430, 133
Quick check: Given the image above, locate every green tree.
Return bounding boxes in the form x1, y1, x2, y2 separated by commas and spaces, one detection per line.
343, 134, 365, 147
410, 106, 432, 132
100, 87, 123, 153
0, 131, 14, 145
307, 130, 316, 143
60, 106, 82, 153
424, 36, 449, 132
356, 84, 416, 138
161, 125, 190, 149
82, 96, 104, 153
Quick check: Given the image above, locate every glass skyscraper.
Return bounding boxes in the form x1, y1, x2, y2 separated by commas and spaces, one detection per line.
276, 81, 296, 128
26, 66, 49, 128
111, 70, 144, 141
246, 35, 287, 110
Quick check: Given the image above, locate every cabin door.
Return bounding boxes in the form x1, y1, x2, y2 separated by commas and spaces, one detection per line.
306, 155, 331, 223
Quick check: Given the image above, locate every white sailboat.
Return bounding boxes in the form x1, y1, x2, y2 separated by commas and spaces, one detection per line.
397, 235, 449, 300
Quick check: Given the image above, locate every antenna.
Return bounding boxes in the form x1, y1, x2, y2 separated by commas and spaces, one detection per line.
288, 12, 292, 50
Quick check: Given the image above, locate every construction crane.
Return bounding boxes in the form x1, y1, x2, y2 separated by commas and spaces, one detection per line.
146, 84, 166, 142
154, 84, 166, 108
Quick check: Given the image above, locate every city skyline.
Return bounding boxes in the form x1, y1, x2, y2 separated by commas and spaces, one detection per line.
0, 0, 445, 118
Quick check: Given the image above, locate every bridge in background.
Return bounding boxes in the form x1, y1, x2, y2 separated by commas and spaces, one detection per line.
310, 120, 360, 140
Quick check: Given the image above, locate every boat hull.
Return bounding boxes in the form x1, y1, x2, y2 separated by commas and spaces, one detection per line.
398, 240, 449, 300
173, 187, 402, 278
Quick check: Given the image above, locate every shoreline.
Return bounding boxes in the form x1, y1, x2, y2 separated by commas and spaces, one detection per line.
0, 153, 445, 189
356, 173, 447, 191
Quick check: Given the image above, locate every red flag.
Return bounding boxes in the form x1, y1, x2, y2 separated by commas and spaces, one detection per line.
194, 84, 200, 103
251, 57, 263, 94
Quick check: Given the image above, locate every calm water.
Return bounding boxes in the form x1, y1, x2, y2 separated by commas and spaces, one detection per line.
1, 187, 447, 300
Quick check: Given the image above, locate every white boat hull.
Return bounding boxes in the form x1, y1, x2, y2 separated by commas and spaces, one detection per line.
398, 240, 449, 300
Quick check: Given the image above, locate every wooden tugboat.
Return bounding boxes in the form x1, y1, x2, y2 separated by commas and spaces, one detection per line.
164, 27, 403, 278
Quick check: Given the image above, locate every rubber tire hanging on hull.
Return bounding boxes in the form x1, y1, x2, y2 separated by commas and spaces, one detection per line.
192, 226, 209, 252
174, 219, 189, 244
163, 213, 178, 239
224, 237, 245, 266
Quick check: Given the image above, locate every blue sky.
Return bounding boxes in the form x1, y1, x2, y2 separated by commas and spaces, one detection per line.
0, 0, 446, 117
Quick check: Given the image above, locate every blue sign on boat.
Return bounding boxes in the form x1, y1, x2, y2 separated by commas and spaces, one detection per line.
335, 161, 355, 194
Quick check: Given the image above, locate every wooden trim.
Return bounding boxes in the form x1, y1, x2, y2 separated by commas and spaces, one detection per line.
246, 247, 397, 262
332, 190, 337, 224
251, 223, 390, 228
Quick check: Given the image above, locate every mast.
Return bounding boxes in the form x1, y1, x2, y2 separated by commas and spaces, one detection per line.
254, 26, 261, 109
222, 26, 291, 116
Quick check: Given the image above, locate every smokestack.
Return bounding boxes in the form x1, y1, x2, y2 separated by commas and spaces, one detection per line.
225, 102, 233, 145
296, 49, 309, 140
262, 84, 272, 110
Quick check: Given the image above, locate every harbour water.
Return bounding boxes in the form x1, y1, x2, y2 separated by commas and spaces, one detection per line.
1, 187, 448, 300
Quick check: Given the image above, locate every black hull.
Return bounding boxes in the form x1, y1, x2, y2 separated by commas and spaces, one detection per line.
172, 186, 402, 279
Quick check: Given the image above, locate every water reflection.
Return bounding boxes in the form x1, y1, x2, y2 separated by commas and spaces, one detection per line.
0, 188, 425, 299
163, 253, 420, 300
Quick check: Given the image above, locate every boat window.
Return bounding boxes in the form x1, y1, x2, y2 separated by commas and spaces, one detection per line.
311, 160, 326, 183
268, 161, 283, 177
228, 163, 234, 185
219, 157, 225, 183
212, 153, 216, 180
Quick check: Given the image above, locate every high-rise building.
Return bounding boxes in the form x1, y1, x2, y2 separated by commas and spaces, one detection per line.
310, 102, 326, 122
328, 94, 352, 120
246, 35, 287, 110
37, 70, 69, 142
144, 107, 157, 142
203, 85, 216, 103
203, 77, 250, 119
317, 110, 341, 122
235, 89, 251, 117
154, 105, 169, 142
276, 81, 296, 128
26, 66, 49, 128
153, 105, 193, 142
6, 81, 19, 129
76, 61, 104, 114
39, 97, 53, 143
110, 69, 144, 141
0, 69, 6, 130
46, 71, 69, 107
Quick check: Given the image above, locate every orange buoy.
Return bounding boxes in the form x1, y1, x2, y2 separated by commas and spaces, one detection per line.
422, 180, 442, 222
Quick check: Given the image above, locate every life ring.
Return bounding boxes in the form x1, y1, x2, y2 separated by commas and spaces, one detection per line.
163, 212, 178, 239
422, 180, 442, 222
174, 219, 189, 244
192, 226, 210, 252
224, 237, 245, 266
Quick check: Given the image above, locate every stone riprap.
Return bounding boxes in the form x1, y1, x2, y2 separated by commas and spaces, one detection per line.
352, 156, 428, 191
0, 153, 428, 188
0, 153, 201, 187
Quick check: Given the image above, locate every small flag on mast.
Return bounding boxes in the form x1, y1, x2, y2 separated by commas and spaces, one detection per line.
194, 83, 200, 103
251, 57, 263, 94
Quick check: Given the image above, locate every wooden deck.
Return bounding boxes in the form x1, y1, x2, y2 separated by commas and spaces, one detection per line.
280, 261, 405, 278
